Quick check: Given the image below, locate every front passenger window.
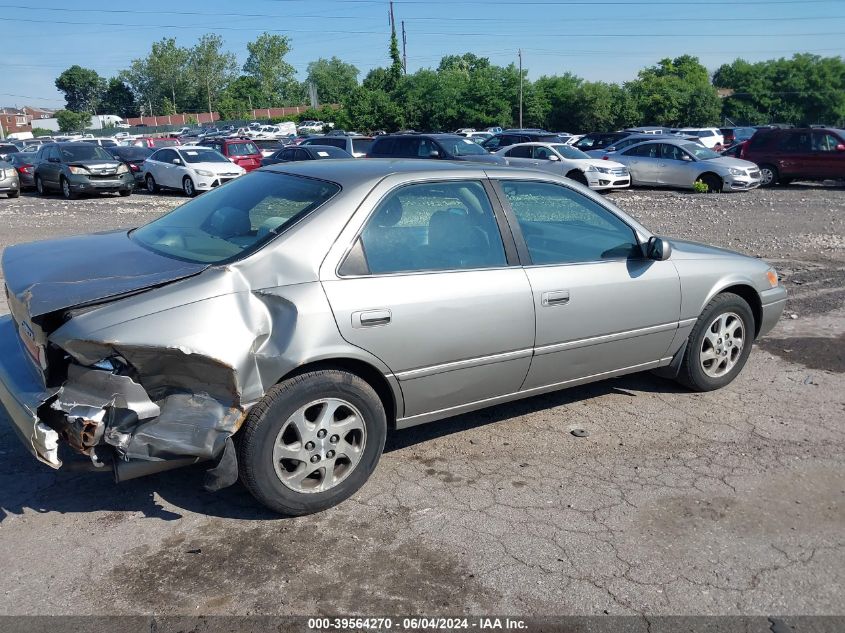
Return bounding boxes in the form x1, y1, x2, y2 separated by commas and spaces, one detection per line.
501, 181, 640, 264
356, 181, 507, 275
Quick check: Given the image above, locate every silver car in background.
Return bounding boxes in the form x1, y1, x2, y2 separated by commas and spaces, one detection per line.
0, 161, 786, 516
612, 138, 762, 192
0, 160, 21, 198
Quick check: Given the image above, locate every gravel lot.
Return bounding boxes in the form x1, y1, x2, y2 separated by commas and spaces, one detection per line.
0, 185, 843, 617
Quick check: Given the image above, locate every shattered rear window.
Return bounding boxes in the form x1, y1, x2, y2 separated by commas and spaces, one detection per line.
130, 171, 340, 264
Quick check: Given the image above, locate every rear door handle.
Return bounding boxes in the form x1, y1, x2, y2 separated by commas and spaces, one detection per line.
541, 290, 570, 306
352, 309, 392, 328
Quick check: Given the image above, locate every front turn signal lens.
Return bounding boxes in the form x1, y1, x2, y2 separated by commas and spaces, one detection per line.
766, 269, 778, 287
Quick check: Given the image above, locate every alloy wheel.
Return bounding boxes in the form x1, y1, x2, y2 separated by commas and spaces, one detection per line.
272, 398, 367, 493
699, 311, 745, 378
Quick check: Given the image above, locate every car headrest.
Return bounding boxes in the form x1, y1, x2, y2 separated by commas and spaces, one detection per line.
207, 206, 251, 238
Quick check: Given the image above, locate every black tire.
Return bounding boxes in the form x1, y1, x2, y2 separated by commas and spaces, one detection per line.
238, 369, 387, 516
697, 173, 723, 193
35, 175, 46, 196
677, 292, 755, 392
8, 189, 20, 198
567, 170, 589, 186
778, 177, 793, 186
119, 188, 132, 197
145, 174, 159, 193
759, 164, 778, 188
60, 177, 77, 200
182, 176, 196, 197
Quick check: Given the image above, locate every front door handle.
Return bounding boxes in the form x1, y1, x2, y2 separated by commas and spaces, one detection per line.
541, 290, 570, 307
352, 309, 392, 328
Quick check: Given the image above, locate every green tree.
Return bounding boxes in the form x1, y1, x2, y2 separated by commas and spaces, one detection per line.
55, 110, 91, 132
628, 55, 720, 126
55, 65, 105, 113
99, 78, 138, 119
189, 34, 238, 114
243, 32, 298, 106
714, 54, 845, 126
306, 57, 359, 105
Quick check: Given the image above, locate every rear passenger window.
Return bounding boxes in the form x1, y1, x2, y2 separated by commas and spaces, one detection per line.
505, 145, 533, 158
501, 181, 639, 264
779, 132, 811, 152
356, 181, 507, 275
623, 143, 659, 158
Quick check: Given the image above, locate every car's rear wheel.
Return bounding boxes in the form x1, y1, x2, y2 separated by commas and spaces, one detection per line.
35, 175, 46, 195
145, 174, 159, 193
119, 188, 132, 197
238, 369, 387, 515
567, 170, 589, 186
60, 177, 77, 200
759, 164, 778, 187
677, 292, 755, 392
182, 176, 196, 197
8, 189, 20, 198
696, 173, 722, 193
779, 177, 793, 186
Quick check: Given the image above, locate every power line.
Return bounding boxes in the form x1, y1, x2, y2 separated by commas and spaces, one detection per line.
5, 17, 844, 39
0, 4, 839, 22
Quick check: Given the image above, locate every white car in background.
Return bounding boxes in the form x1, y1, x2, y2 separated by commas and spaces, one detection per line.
676, 127, 725, 149
142, 145, 245, 197
496, 142, 631, 190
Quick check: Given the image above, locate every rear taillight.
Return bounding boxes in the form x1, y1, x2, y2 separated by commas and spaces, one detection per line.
17, 164, 33, 174
602, 155, 609, 160
129, 163, 139, 171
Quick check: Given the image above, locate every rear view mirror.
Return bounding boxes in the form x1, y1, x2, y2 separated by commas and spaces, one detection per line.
646, 236, 672, 261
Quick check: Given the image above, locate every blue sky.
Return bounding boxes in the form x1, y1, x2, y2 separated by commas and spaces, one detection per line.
1, 0, 844, 110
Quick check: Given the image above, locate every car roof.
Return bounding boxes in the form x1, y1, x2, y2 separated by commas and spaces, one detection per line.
262, 158, 522, 187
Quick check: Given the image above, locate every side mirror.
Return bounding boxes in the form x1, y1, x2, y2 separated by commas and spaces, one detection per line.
836, 144, 845, 152
605, 146, 616, 152
429, 150, 440, 158
172, 158, 182, 165
646, 236, 671, 261
548, 155, 560, 161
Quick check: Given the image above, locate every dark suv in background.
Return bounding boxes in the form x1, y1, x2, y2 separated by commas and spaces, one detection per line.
480, 130, 561, 152
33, 142, 134, 199
743, 127, 845, 186
367, 134, 506, 164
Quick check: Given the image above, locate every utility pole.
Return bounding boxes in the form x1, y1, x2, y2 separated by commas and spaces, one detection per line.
518, 48, 523, 129
402, 20, 407, 74
389, 0, 394, 29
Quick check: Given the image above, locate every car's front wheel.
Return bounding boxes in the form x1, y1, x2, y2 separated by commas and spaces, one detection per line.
678, 292, 755, 391
696, 173, 723, 193
60, 177, 77, 200
567, 170, 589, 186
182, 176, 197, 197
759, 164, 778, 187
238, 369, 387, 515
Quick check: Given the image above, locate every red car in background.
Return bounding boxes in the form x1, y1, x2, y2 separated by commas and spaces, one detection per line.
199, 138, 263, 171
130, 137, 182, 149
742, 127, 845, 186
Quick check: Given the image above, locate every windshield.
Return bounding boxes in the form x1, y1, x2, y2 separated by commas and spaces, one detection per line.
151, 138, 180, 147
131, 171, 341, 264
179, 148, 230, 164
683, 143, 720, 160
574, 134, 625, 150
227, 142, 260, 156
311, 146, 350, 158
112, 147, 153, 160
59, 144, 114, 161
351, 138, 373, 154
440, 137, 488, 156
551, 144, 590, 160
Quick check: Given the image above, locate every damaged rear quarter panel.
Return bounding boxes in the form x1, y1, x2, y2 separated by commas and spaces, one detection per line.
47, 252, 397, 461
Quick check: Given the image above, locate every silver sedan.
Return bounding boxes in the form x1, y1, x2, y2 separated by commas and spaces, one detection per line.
612, 138, 762, 192
0, 160, 786, 515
